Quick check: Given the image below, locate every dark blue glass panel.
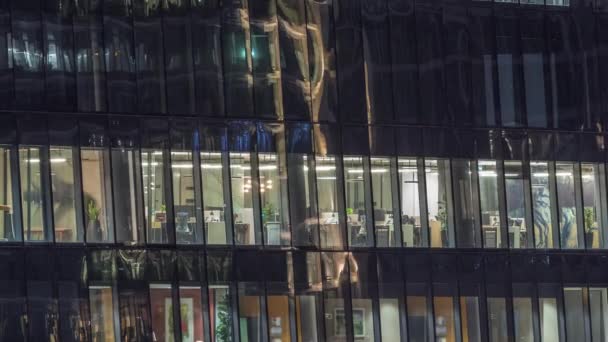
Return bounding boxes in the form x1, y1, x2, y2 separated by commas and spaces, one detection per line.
470, 5, 497, 127
12, 10, 44, 110
0, 1, 12, 109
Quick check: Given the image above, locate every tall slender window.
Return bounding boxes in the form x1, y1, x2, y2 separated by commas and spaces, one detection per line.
81, 149, 113, 243
512, 283, 534, 342
505, 161, 531, 248
556, 162, 581, 249
531, 161, 557, 248
425, 159, 454, 248
406, 283, 433, 341
479, 160, 503, 248
371, 157, 398, 247
398, 158, 424, 247
230, 152, 259, 245
149, 283, 176, 341
142, 149, 170, 244
538, 284, 564, 341
433, 284, 457, 342
171, 150, 202, 244
344, 156, 372, 247
452, 159, 481, 248
589, 287, 608, 342
317, 155, 345, 249
50, 147, 82, 242
582, 163, 606, 249
89, 285, 118, 341
201, 152, 230, 245
258, 152, 289, 246
0, 147, 19, 242
563, 287, 587, 341
112, 148, 143, 244
20, 147, 50, 242
238, 282, 264, 342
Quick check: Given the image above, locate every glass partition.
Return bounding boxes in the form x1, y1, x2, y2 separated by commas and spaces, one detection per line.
581, 163, 606, 249
370, 157, 398, 247
81, 149, 113, 243
344, 156, 372, 247
316, 156, 345, 249
531, 161, 557, 248
505, 161, 531, 248
50, 147, 82, 243
230, 152, 259, 245
425, 159, 455, 248
142, 149, 170, 244
258, 152, 290, 246
20, 147, 50, 242
398, 158, 425, 247
201, 152, 231, 245
555, 162, 580, 249
478, 160, 503, 248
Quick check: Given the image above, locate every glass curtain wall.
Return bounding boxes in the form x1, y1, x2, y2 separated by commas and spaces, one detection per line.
344, 156, 373, 247
531, 161, 558, 249
398, 158, 425, 247
0, 147, 20, 242
20, 147, 51, 242
81, 148, 113, 243
425, 159, 455, 248
370, 157, 399, 247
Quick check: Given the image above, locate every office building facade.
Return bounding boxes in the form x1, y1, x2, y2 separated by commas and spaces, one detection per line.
0, 0, 606, 341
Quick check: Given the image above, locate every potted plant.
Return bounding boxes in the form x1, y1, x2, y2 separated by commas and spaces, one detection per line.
87, 200, 103, 241
584, 207, 597, 247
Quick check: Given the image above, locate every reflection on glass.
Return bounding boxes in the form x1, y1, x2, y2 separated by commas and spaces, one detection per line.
399, 158, 423, 247
452, 159, 481, 248
230, 153, 259, 245
371, 158, 397, 247
379, 298, 402, 342
425, 159, 454, 248
112, 148, 143, 244
406, 283, 432, 342
512, 284, 534, 342
171, 150, 201, 244
50, 147, 80, 242
209, 285, 233, 342
258, 153, 289, 246
322, 252, 348, 341
81, 149, 113, 243
479, 160, 502, 248
531, 161, 555, 248
487, 297, 508, 342
344, 156, 371, 247
582, 164, 605, 249
20, 147, 48, 242
238, 283, 263, 342
0, 147, 19, 242
590, 287, 608, 342
555, 163, 579, 249
179, 286, 205, 342
505, 161, 529, 248
201, 152, 230, 245
563, 287, 586, 342
142, 149, 169, 244
149, 284, 174, 342
316, 156, 345, 249
289, 154, 317, 247
267, 295, 292, 342
89, 285, 118, 342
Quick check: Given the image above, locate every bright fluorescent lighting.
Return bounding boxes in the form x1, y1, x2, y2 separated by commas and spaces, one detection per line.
316, 165, 336, 171
171, 164, 192, 169
371, 168, 388, 173
317, 176, 337, 180
478, 160, 496, 166
478, 171, 497, 177
347, 169, 364, 174
201, 163, 222, 169
258, 165, 277, 171
556, 172, 572, 177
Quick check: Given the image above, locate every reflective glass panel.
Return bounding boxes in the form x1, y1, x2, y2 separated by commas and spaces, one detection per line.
433, 285, 456, 342
149, 283, 175, 342
201, 152, 230, 245
407, 283, 432, 342
81, 149, 113, 243
344, 156, 372, 247
531, 161, 556, 248
289, 154, 318, 247
538, 284, 563, 341
452, 159, 481, 248
563, 287, 586, 342
317, 156, 345, 249
142, 149, 170, 244
238, 283, 264, 342
479, 160, 503, 248
230, 153, 259, 245
425, 159, 454, 248
398, 158, 424, 247
512, 283, 534, 342
209, 285, 233, 342
179, 286, 205, 342
258, 152, 290, 246
267, 295, 292, 342
582, 163, 605, 249
556, 162, 580, 249
295, 294, 320, 342
20, 147, 49, 242
371, 157, 397, 247
487, 297, 509, 342
50, 147, 81, 242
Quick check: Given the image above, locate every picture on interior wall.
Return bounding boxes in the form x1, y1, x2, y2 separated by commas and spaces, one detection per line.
165, 298, 195, 342
334, 308, 366, 338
